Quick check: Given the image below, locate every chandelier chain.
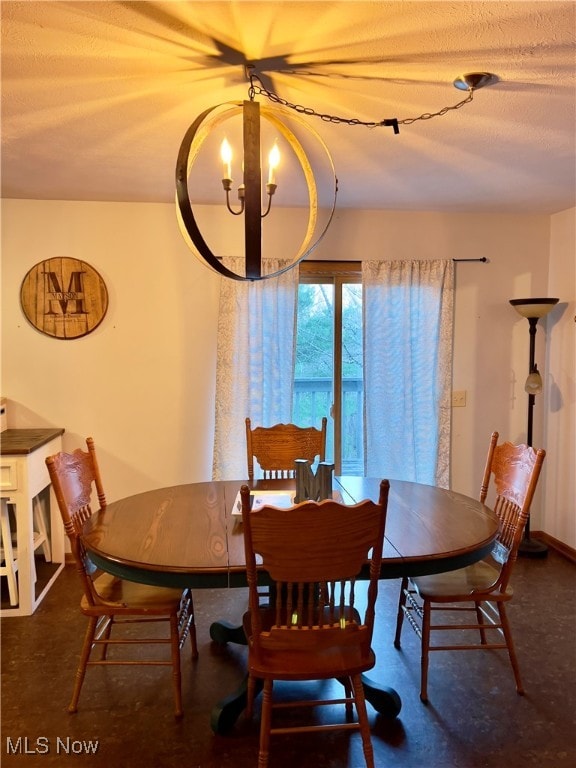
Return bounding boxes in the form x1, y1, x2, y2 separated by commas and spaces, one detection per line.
398, 90, 474, 123
248, 73, 475, 133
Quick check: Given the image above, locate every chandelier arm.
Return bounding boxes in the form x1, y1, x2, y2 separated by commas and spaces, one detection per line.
224, 188, 245, 215
261, 191, 274, 218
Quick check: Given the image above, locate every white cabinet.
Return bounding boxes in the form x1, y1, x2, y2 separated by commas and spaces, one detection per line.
1, 428, 65, 616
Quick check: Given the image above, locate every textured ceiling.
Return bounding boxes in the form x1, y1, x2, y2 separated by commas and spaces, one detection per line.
1, 1, 575, 214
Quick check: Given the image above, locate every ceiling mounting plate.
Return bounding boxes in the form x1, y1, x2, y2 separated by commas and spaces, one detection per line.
453, 72, 497, 91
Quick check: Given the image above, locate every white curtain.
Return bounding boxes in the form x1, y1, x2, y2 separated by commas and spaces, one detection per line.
212, 257, 299, 480
362, 259, 454, 487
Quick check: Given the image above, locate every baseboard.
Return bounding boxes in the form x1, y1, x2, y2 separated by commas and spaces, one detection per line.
531, 531, 576, 563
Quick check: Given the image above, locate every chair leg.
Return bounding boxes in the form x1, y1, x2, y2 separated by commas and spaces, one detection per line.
189, 620, 198, 659
70, 616, 98, 713
351, 673, 375, 768
186, 592, 198, 659
257, 679, 273, 768
394, 577, 409, 648
100, 616, 114, 660
178, 590, 198, 659
498, 602, 524, 694
420, 599, 431, 703
475, 601, 487, 644
170, 614, 184, 718
246, 674, 256, 719
342, 675, 354, 719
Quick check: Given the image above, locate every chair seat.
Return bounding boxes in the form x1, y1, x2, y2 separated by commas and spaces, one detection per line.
247, 638, 375, 680
243, 602, 374, 679
412, 559, 513, 601
80, 572, 188, 615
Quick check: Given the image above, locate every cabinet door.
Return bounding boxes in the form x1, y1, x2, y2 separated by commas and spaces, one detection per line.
0, 459, 19, 492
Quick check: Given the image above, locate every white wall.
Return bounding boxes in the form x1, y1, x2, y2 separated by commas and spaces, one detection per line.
2, 198, 572, 546
1, 200, 220, 501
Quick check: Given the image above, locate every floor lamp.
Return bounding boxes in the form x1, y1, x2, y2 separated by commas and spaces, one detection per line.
509, 297, 558, 557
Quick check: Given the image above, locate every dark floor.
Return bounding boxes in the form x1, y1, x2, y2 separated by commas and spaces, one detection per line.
1, 549, 575, 768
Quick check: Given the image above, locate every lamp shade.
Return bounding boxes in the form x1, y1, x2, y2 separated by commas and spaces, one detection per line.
524, 368, 543, 394
509, 298, 559, 319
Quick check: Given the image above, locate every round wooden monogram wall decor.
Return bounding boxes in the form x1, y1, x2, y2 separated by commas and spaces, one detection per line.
20, 257, 109, 339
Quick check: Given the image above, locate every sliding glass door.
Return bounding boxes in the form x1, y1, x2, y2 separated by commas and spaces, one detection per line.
293, 262, 362, 474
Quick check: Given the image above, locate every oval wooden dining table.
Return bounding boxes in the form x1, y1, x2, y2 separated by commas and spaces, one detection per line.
81, 476, 498, 732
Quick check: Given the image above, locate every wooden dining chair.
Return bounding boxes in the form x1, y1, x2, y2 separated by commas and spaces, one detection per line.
45, 437, 197, 717
394, 431, 546, 703
240, 479, 390, 768
245, 417, 327, 480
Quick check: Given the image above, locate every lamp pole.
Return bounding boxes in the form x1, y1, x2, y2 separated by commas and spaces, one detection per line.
526, 317, 538, 448
510, 298, 559, 558
521, 316, 547, 557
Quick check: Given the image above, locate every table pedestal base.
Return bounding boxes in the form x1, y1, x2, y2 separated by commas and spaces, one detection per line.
359, 675, 402, 719
209, 620, 402, 734
209, 620, 248, 646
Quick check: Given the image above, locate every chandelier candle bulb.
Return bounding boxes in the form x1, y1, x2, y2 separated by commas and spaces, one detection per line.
220, 138, 232, 181
268, 141, 280, 185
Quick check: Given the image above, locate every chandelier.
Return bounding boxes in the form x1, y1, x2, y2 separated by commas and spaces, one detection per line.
176, 69, 496, 281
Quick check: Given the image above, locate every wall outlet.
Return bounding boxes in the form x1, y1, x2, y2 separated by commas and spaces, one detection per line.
452, 390, 467, 407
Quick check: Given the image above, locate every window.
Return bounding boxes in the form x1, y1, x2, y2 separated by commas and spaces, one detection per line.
293, 262, 362, 474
